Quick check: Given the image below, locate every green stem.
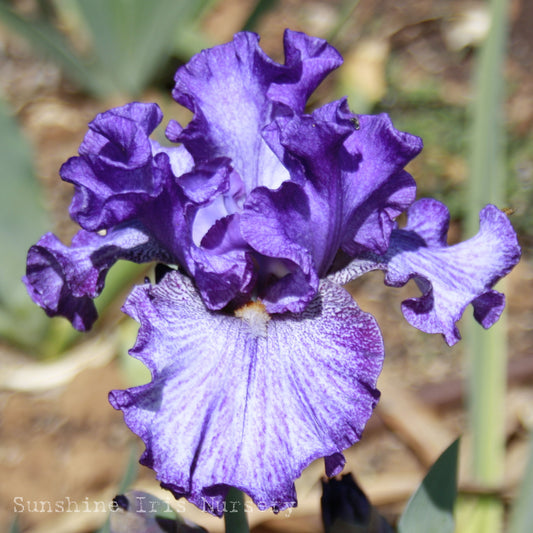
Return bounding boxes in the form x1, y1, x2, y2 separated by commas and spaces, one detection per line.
464, 0, 509, 531
224, 488, 250, 533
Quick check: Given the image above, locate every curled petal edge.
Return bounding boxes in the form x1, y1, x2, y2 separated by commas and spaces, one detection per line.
328, 199, 521, 345
109, 271, 384, 515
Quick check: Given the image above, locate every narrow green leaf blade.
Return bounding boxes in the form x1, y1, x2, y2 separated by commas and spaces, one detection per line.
8, 516, 21, 533
74, 0, 213, 95
398, 439, 460, 533
0, 98, 52, 348
0, 2, 109, 95
509, 430, 533, 533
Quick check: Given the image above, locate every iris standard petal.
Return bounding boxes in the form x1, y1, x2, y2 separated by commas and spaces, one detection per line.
340, 113, 422, 255
61, 103, 166, 231
170, 30, 342, 193
109, 271, 383, 515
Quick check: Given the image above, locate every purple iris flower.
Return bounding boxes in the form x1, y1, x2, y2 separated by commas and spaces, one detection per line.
24, 30, 520, 515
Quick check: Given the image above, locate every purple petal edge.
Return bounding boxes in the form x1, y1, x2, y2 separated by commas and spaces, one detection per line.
328, 199, 521, 345
109, 270, 383, 515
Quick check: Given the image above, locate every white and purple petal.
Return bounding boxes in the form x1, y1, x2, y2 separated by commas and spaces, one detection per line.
169, 30, 341, 193
109, 271, 383, 515
330, 199, 521, 345
23, 224, 168, 330
384, 199, 520, 344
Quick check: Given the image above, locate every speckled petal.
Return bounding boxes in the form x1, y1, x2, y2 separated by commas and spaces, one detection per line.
109, 271, 383, 515
23, 225, 167, 330
330, 199, 521, 345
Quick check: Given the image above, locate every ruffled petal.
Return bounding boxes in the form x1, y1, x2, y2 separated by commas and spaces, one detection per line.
384, 199, 520, 344
339, 113, 421, 256
267, 29, 343, 114
243, 102, 420, 310
193, 214, 256, 309
23, 224, 167, 330
140, 160, 254, 310
61, 103, 168, 231
330, 199, 521, 345
109, 271, 383, 516
169, 30, 341, 193
260, 100, 355, 276
170, 31, 286, 189
241, 181, 319, 313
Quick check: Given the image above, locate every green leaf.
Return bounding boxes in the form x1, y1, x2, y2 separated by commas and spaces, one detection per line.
0, 98, 53, 349
8, 516, 21, 533
74, 0, 213, 96
117, 443, 140, 495
95, 443, 139, 533
509, 429, 533, 533
398, 439, 460, 533
464, 1, 509, 531
0, 1, 110, 95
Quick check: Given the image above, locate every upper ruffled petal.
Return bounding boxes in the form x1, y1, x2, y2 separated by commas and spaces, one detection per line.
61, 103, 169, 231
109, 270, 383, 515
329, 199, 521, 345
23, 224, 168, 331
169, 30, 341, 192
266, 29, 343, 114
241, 101, 420, 312
338, 113, 421, 256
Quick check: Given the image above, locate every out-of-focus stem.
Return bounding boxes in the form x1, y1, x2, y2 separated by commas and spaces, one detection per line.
464, 0, 509, 531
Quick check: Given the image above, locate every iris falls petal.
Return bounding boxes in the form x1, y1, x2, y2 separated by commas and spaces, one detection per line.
384, 199, 520, 345
24, 224, 168, 330
109, 271, 383, 515
330, 199, 521, 345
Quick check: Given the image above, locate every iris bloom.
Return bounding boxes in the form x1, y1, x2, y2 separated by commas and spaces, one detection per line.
24, 30, 520, 515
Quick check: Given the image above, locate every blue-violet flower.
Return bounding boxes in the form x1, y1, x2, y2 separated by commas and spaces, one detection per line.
24, 30, 520, 515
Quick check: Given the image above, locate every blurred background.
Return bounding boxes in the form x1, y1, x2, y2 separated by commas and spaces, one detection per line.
0, 0, 532, 532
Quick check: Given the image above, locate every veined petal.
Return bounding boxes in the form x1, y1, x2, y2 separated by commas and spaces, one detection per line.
330, 199, 521, 345
23, 224, 167, 331
170, 30, 341, 193
109, 271, 383, 515
385, 199, 520, 344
